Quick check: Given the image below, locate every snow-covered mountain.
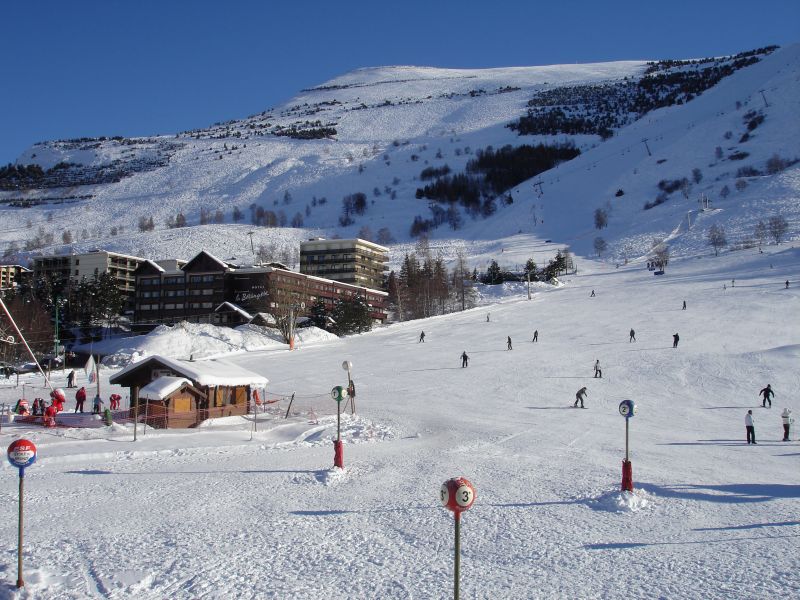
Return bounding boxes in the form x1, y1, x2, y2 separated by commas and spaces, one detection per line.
1, 44, 798, 270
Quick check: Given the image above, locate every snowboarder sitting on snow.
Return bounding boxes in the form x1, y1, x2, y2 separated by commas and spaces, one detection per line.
629, 329, 636, 342
594, 360, 602, 378
781, 408, 794, 441
759, 384, 774, 408
574, 387, 588, 408
461, 351, 469, 368
745, 410, 756, 444
672, 333, 679, 348
419, 331, 425, 343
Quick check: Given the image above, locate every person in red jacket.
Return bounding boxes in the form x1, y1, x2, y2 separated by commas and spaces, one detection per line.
74, 386, 87, 413
44, 402, 57, 428
109, 393, 122, 410
50, 388, 66, 412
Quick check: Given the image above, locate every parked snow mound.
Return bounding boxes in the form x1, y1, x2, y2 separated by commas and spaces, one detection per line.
586, 489, 654, 513
99, 322, 338, 368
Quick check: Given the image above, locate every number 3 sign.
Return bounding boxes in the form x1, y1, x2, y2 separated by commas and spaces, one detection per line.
440, 477, 476, 514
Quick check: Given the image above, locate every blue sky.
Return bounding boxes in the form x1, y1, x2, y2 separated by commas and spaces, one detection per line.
1, 0, 797, 165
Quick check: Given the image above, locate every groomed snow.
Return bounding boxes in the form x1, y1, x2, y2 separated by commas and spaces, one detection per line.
0, 243, 797, 599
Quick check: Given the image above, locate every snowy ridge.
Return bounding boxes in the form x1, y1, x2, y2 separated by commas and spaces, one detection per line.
0, 45, 797, 268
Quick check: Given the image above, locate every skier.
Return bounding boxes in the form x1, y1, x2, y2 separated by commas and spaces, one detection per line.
594, 360, 602, 378
532, 330, 538, 343
745, 410, 756, 444
486, 313, 490, 322
574, 387, 588, 408
731, 279, 735, 287
92, 395, 104, 415
75, 386, 86, 413
786, 280, 790, 289
31, 398, 43, 416
50, 388, 66, 412
507, 336, 512, 351
590, 290, 596, 297
629, 329, 636, 343
781, 408, 793, 441
109, 393, 122, 410
672, 333, 680, 348
682, 300, 687, 310
461, 351, 469, 368
418, 331, 425, 343
66, 369, 76, 388
759, 384, 774, 408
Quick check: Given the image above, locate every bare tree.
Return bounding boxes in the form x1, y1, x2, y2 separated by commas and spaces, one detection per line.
768, 215, 788, 244
594, 208, 608, 230
651, 239, 670, 271
707, 225, 727, 256
593, 237, 608, 257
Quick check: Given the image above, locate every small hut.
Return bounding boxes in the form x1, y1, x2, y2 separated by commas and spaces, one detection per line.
109, 355, 268, 428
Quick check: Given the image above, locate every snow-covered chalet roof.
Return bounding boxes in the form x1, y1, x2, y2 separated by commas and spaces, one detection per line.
139, 376, 192, 400
111, 354, 268, 388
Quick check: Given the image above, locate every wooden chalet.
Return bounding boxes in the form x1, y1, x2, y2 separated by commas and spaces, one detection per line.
109, 355, 268, 429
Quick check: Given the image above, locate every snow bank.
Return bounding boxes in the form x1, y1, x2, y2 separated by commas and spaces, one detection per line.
96, 322, 338, 368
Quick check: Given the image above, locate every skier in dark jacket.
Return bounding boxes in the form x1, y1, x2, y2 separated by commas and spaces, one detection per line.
507, 336, 512, 350
682, 300, 687, 310
461, 351, 469, 368
759, 384, 774, 408
74, 386, 87, 413
419, 331, 425, 343
629, 329, 636, 342
66, 370, 76, 388
574, 387, 588, 408
672, 333, 679, 348
532, 330, 538, 342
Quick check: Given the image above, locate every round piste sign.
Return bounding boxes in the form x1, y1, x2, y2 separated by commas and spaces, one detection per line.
440, 477, 476, 514
331, 386, 345, 403
7, 439, 37, 469
619, 400, 637, 419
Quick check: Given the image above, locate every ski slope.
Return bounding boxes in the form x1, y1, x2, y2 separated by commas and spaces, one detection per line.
1, 243, 798, 599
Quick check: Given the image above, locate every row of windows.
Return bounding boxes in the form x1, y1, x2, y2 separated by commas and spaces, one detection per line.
138, 302, 215, 311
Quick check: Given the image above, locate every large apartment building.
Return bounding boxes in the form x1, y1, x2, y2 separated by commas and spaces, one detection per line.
299, 238, 388, 291
134, 250, 388, 327
0, 264, 31, 290
32, 250, 147, 311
